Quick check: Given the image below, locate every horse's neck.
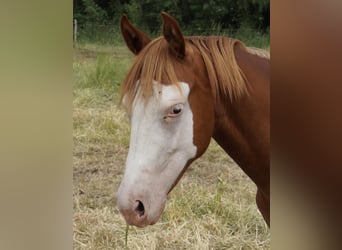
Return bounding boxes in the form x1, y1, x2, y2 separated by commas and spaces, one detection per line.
212, 45, 270, 191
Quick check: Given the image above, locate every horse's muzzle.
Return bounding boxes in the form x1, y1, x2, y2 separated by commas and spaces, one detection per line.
116, 187, 166, 227
117, 197, 149, 227
119, 202, 148, 227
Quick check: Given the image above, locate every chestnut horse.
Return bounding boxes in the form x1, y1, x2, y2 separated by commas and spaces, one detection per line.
116, 12, 270, 228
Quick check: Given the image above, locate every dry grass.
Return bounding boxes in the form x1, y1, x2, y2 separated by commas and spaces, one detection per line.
73, 43, 270, 249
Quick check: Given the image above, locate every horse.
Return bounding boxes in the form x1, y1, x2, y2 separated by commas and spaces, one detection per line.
116, 12, 270, 228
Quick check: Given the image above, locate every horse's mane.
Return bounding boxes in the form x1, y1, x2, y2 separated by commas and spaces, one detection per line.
246, 46, 270, 59
121, 36, 268, 113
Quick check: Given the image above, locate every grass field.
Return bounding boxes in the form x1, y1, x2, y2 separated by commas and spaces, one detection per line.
73, 39, 270, 249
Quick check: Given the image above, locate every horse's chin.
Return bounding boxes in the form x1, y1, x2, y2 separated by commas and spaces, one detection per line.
148, 215, 161, 226
145, 198, 166, 226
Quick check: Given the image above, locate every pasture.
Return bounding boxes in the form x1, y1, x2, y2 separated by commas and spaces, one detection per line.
73, 42, 270, 249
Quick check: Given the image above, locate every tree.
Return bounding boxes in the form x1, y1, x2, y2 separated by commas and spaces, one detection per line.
73, 0, 270, 40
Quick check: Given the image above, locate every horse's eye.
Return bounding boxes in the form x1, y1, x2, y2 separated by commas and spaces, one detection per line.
172, 105, 182, 114
165, 103, 184, 119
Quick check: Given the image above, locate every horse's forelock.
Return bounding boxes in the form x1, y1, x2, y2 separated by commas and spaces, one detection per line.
120, 36, 266, 113
120, 37, 182, 113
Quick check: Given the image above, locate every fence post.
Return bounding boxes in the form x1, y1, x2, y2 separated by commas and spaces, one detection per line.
74, 19, 77, 43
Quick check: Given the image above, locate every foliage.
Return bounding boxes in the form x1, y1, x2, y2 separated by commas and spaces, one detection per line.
74, 0, 108, 25
73, 0, 269, 43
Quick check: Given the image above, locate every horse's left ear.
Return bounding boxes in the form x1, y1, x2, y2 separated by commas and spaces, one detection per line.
120, 14, 151, 55
161, 12, 185, 59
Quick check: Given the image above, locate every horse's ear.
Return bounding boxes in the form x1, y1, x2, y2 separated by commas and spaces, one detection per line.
120, 15, 151, 55
161, 12, 185, 59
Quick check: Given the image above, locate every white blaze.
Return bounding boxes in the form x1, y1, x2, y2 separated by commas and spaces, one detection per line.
117, 81, 197, 223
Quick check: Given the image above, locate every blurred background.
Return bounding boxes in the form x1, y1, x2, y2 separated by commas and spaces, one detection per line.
73, 0, 269, 46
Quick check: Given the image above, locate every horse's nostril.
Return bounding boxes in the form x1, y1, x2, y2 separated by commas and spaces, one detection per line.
135, 200, 145, 217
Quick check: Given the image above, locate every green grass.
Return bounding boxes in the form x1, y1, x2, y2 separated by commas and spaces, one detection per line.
230, 24, 270, 49
73, 44, 133, 92
73, 41, 270, 249
77, 27, 270, 49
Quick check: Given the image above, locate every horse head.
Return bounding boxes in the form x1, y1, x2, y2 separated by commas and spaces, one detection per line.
116, 12, 215, 227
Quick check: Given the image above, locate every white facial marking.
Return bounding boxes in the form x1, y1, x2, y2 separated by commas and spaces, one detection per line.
117, 81, 197, 224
